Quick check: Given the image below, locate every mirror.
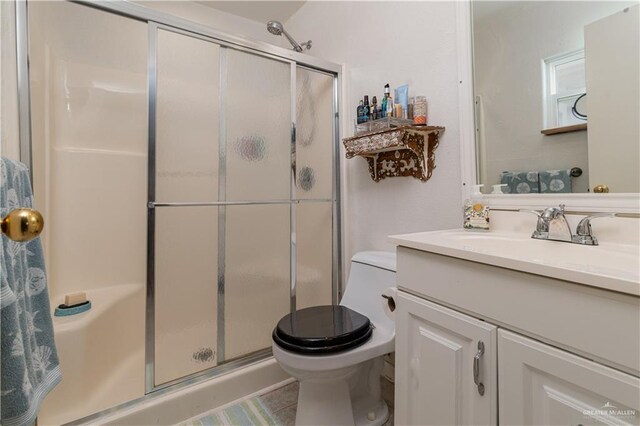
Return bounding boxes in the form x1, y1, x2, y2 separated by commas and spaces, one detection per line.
472, 2, 639, 195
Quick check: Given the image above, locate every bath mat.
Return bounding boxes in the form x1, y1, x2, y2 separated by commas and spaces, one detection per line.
181, 397, 278, 426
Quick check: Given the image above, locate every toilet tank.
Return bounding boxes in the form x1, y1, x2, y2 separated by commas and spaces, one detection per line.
340, 251, 396, 331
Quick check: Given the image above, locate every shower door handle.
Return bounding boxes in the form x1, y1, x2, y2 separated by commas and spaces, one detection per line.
1, 208, 44, 242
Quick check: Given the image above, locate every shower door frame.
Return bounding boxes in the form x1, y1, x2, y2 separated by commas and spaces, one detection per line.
16, 0, 343, 420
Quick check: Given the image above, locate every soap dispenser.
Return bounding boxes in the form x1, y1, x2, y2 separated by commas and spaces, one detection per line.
491, 184, 508, 195
464, 184, 490, 231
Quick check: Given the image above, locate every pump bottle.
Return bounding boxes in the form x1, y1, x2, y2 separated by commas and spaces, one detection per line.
463, 184, 490, 231
491, 184, 508, 194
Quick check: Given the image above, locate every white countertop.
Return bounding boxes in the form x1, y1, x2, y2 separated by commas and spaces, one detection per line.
389, 229, 640, 297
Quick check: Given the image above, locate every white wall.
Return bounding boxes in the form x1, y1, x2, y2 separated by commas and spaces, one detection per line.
473, 1, 635, 193
285, 1, 463, 261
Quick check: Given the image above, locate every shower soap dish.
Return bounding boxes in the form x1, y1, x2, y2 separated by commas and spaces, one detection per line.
55, 292, 92, 316
343, 125, 444, 182
55, 301, 92, 316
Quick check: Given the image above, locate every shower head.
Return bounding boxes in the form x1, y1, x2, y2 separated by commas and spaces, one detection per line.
266, 20, 311, 53
267, 20, 284, 36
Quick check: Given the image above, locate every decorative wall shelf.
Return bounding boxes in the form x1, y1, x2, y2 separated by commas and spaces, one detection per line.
343, 126, 445, 182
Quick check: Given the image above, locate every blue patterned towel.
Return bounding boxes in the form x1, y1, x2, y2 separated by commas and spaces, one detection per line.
1, 157, 61, 426
499, 171, 540, 194
539, 169, 572, 193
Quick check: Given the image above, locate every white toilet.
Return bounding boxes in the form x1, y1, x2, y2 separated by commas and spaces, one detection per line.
272, 251, 396, 426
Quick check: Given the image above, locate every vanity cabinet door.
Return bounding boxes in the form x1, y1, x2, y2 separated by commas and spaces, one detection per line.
395, 291, 498, 425
498, 329, 640, 425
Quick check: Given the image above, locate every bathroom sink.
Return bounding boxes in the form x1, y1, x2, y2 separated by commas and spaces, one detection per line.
389, 230, 640, 296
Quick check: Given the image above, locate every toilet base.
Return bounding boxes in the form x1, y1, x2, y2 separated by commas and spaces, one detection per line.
296, 379, 354, 426
352, 394, 389, 426
294, 378, 390, 426
284, 356, 390, 426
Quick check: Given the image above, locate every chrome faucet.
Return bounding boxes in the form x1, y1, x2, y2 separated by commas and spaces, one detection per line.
520, 204, 615, 245
522, 204, 573, 243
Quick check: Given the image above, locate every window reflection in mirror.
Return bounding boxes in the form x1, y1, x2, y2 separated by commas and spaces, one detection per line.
472, 2, 640, 194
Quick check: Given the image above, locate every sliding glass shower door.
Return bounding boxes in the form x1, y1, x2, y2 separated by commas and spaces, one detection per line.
153, 28, 222, 386
150, 26, 336, 389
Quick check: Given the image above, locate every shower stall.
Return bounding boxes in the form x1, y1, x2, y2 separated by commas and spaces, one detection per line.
17, 1, 341, 423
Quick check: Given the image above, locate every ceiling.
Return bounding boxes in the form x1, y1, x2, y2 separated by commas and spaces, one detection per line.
195, 1, 306, 23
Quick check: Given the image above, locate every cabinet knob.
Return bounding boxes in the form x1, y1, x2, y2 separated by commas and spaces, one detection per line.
593, 184, 609, 193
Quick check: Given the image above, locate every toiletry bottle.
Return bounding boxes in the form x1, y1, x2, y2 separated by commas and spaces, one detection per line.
382, 84, 390, 117
394, 104, 403, 119
356, 100, 365, 124
491, 184, 508, 195
363, 95, 370, 122
381, 94, 387, 118
463, 184, 490, 231
371, 96, 378, 120
407, 97, 414, 120
384, 84, 393, 117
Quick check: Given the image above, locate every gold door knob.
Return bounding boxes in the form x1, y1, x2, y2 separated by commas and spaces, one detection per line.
1, 208, 45, 242
593, 184, 610, 193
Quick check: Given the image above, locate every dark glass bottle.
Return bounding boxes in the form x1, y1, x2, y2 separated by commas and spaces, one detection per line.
371, 96, 378, 120
363, 95, 370, 122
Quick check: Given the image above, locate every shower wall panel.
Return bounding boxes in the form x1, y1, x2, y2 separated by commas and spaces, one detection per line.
29, 0, 148, 295
28, 1, 147, 423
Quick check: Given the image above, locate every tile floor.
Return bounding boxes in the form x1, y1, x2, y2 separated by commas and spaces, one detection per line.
184, 377, 395, 426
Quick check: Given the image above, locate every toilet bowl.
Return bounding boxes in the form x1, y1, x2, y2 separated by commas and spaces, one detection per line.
272, 251, 396, 426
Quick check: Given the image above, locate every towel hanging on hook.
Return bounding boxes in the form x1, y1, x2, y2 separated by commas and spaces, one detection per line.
1, 157, 61, 426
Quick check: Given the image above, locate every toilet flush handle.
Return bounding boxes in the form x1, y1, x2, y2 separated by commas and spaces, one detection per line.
381, 294, 396, 312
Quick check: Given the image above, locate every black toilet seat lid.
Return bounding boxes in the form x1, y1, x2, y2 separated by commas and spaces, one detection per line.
272, 305, 372, 355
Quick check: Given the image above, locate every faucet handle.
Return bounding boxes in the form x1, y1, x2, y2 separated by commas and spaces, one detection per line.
541, 204, 566, 220
573, 213, 616, 245
519, 209, 548, 238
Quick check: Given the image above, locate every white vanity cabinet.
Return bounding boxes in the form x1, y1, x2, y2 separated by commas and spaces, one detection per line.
499, 330, 640, 426
395, 292, 497, 425
391, 236, 640, 426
